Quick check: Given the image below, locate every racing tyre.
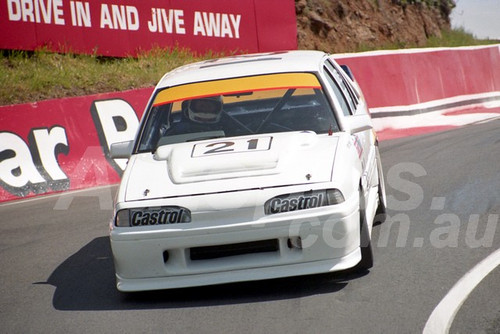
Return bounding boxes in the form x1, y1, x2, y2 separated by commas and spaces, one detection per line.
375, 146, 387, 224
357, 191, 374, 270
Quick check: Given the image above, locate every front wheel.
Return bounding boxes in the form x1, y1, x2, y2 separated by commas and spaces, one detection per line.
375, 146, 387, 224
357, 191, 373, 270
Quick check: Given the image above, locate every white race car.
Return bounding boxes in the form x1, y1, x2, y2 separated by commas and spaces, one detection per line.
110, 50, 387, 292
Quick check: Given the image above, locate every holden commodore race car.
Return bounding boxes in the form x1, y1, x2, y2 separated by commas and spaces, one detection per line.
109, 50, 387, 292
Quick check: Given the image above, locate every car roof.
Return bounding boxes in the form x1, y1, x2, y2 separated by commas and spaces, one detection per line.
156, 50, 329, 89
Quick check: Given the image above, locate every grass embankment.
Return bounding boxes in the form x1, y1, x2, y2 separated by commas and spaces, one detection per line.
0, 48, 214, 106
0, 28, 497, 106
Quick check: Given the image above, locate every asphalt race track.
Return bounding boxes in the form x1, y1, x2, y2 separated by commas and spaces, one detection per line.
1, 118, 499, 333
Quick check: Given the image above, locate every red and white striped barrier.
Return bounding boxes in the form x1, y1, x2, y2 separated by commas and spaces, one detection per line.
0, 88, 151, 202
335, 45, 500, 139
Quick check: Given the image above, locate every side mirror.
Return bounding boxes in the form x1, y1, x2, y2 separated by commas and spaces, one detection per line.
110, 140, 134, 159
345, 114, 373, 134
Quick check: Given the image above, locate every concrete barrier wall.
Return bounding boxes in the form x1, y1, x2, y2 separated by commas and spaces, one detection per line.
1, 45, 499, 202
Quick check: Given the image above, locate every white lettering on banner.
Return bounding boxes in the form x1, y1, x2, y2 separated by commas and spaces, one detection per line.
193, 12, 241, 38
0, 127, 69, 197
90, 99, 139, 172
7, 0, 65, 25
100, 4, 139, 31
6, 3, 243, 40
31, 127, 68, 181
70, 1, 91, 27
148, 8, 185, 34
7, 0, 21, 20
126, 6, 139, 31
0, 132, 46, 188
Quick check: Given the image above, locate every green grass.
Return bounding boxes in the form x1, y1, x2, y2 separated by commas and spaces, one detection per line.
356, 27, 499, 52
426, 27, 499, 48
0, 48, 215, 106
1, 29, 497, 106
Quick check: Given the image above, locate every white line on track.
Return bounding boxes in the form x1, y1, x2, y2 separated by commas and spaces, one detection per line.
423, 248, 500, 334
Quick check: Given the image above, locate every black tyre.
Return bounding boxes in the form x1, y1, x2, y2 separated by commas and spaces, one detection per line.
375, 146, 387, 224
357, 190, 373, 270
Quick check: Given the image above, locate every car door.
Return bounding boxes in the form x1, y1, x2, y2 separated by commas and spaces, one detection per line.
322, 59, 378, 210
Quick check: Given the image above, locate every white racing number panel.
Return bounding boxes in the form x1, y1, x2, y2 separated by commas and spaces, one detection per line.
191, 136, 273, 157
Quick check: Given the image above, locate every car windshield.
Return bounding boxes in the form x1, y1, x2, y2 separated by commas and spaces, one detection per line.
137, 72, 339, 152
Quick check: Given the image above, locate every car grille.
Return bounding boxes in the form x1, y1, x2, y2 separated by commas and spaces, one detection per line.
190, 239, 279, 261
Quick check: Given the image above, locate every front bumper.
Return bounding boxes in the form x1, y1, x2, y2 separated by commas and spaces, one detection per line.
110, 192, 361, 292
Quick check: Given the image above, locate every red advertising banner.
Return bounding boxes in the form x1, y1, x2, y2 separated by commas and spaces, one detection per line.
0, 0, 297, 57
0, 88, 152, 202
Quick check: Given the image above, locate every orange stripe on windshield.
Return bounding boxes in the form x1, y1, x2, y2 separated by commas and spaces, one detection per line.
153, 73, 321, 106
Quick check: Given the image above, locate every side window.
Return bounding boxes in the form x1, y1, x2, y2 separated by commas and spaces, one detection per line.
324, 60, 358, 114
338, 64, 361, 103
323, 67, 352, 116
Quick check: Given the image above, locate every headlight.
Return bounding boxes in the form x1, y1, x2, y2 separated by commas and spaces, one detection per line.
115, 209, 131, 227
325, 188, 345, 205
115, 206, 191, 227
264, 189, 344, 215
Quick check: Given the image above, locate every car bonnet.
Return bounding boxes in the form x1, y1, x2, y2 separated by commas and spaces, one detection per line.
124, 131, 339, 202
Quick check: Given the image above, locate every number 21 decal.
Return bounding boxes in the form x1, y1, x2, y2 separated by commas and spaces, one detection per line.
192, 136, 272, 157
